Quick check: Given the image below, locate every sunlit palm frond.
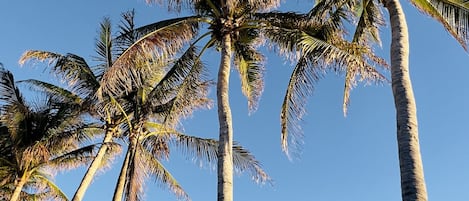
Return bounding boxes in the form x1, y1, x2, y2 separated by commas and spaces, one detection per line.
233, 42, 264, 112
93, 17, 114, 79
141, 144, 190, 201
19, 50, 99, 97
146, 46, 212, 127
411, 0, 469, 50
98, 17, 201, 98
280, 56, 322, 158
27, 173, 68, 201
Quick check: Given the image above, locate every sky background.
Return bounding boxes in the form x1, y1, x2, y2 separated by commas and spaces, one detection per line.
1, 0, 469, 201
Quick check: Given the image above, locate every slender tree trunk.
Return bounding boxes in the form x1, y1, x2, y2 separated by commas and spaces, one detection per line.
217, 32, 233, 201
384, 0, 428, 200
10, 172, 28, 201
113, 142, 133, 201
72, 128, 115, 201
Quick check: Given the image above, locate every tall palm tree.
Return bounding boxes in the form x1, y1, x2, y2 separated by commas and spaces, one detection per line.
97, 1, 389, 200
97, 2, 276, 200
282, 0, 469, 200
106, 12, 269, 201
0, 66, 97, 201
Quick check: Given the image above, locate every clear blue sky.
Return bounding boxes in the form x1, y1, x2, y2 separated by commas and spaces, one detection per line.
1, 1, 469, 201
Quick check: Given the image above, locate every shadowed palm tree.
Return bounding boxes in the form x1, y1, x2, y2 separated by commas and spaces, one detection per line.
288, 0, 469, 200
0, 66, 98, 201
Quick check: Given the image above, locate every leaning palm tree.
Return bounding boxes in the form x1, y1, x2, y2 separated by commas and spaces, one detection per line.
0, 66, 97, 201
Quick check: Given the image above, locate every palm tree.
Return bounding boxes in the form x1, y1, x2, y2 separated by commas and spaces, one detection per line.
19, 17, 125, 201
97, 1, 389, 200
282, 0, 469, 200
106, 12, 269, 201
97, 1, 291, 200
21, 10, 270, 201
0, 66, 97, 201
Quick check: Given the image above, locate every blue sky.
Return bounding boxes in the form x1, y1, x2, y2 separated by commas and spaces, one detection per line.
1, 1, 469, 201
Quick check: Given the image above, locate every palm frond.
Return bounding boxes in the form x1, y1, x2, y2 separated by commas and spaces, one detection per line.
352, 0, 385, 45
28, 173, 69, 201
18, 79, 83, 105
141, 144, 190, 201
98, 16, 201, 98
146, 45, 213, 127
411, 0, 469, 50
93, 17, 114, 79
233, 42, 265, 112
44, 144, 99, 172
280, 56, 323, 158
19, 50, 99, 97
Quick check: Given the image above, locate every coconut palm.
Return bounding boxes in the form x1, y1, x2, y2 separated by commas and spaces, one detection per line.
97, 1, 390, 200
97, 1, 284, 200
283, 0, 469, 200
19, 17, 125, 201
107, 12, 269, 201
0, 66, 97, 201
22, 10, 270, 201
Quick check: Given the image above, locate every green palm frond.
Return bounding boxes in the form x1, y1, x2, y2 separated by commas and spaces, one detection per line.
352, 0, 385, 45
233, 42, 265, 112
93, 17, 114, 79
98, 16, 202, 98
411, 0, 469, 49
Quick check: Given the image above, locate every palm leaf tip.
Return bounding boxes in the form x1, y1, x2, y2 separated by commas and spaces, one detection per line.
232, 143, 272, 184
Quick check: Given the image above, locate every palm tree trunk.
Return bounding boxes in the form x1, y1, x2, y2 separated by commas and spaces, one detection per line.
72, 128, 114, 201
113, 142, 133, 201
384, 0, 428, 200
10, 172, 28, 201
217, 33, 233, 201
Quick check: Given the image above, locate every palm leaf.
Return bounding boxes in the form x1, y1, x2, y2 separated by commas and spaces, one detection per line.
98, 16, 201, 98
233, 42, 265, 112
19, 50, 99, 97
411, 0, 469, 50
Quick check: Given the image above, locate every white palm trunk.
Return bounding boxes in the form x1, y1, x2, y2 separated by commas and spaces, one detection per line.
384, 0, 428, 200
10, 172, 28, 201
72, 128, 114, 201
217, 33, 234, 201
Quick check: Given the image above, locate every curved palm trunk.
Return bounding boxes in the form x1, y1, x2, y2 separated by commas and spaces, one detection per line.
72, 128, 115, 201
217, 33, 234, 201
10, 172, 28, 201
384, 0, 428, 200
